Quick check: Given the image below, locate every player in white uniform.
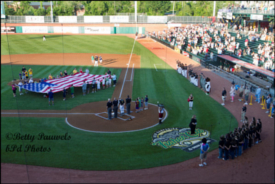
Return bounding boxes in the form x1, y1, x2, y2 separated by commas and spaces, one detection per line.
94, 59, 98, 67
97, 79, 101, 90
99, 56, 102, 64
43, 35, 46, 41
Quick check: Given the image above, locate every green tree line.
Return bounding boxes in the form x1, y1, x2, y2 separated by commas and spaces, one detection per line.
4, 1, 234, 16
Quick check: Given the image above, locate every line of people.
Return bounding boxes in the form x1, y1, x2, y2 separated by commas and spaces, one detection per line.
218, 117, 262, 160
106, 95, 149, 120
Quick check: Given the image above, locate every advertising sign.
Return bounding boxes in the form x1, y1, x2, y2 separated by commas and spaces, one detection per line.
250, 14, 263, 20
25, 16, 44, 23
58, 16, 77, 23
147, 16, 167, 23
84, 16, 103, 23
22, 26, 48, 33
53, 26, 78, 34
217, 12, 223, 19
84, 27, 111, 34
226, 12, 232, 20
1, 26, 16, 33
109, 16, 129, 23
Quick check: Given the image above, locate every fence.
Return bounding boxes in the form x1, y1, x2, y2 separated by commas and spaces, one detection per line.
1, 15, 211, 24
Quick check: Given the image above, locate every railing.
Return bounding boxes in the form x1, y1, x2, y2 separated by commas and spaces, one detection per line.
1, 15, 211, 24
219, 8, 275, 15
232, 9, 275, 15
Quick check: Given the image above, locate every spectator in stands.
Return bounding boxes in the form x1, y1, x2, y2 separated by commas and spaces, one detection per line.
266, 94, 272, 113
238, 49, 242, 58
253, 54, 259, 66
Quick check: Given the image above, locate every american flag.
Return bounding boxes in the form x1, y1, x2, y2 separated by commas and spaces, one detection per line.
22, 72, 109, 93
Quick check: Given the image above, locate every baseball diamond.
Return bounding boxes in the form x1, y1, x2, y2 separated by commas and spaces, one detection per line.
1, 3, 274, 183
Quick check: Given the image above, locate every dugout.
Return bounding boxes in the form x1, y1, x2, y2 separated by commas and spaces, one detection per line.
217, 55, 274, 91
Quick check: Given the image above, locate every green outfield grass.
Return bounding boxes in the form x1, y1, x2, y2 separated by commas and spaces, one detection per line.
1, 34, 238, 170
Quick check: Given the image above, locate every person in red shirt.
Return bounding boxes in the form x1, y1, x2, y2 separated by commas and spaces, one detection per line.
79, 68, 83, 73
245, 38, 249, 47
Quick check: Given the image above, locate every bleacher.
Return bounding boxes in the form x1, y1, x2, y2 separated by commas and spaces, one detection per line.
172, 29, 271, 67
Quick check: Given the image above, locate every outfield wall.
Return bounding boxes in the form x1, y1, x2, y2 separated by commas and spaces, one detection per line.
1, 23, 192, 34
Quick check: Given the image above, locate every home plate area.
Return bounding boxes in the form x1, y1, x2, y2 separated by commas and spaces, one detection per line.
95, 112, 135, 121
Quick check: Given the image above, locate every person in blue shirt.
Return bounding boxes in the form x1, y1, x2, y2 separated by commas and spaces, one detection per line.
235, 83, 240, 91
19, 73, 22, 80
199, 138, 210, 167
255, 86, 261, 103
48, 89, 54, 106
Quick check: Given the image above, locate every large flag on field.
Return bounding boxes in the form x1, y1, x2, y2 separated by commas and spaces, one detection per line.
21, 72, 109, 93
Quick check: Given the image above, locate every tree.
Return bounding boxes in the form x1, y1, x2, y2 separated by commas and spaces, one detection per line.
4, 2, 16, 15
107, 7, 115, 15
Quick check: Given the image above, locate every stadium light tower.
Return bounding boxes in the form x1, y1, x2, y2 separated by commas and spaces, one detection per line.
51, 1, 53, 23
135, 1, 137, 23
213, 1, 216, 17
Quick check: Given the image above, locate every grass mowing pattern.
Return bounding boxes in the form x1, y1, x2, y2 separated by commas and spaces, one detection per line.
1, 34, 238, 170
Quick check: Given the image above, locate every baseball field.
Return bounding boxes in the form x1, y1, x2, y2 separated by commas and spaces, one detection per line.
1, 33, 237, 171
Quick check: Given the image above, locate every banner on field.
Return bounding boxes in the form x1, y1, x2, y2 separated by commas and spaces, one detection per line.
84, 27, 110, 34
84, 16, 103, 23
110, 16, 129, 23
226, 12, 232, 20
1, 26, 16, 33
25, 16, 44, 23
58, 16, 77, 23
217, 12, 223, 19
147, 16, 167, 23
22, 26, 48, 33
250, 14, 263, 20
53, 26, 78, 34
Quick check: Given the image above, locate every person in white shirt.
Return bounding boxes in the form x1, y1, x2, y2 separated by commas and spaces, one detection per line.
211, 42, 214, 49
29, 78, 34, 83
210, 52, 214, 60
258, 44, 262, 50
17, 81, 24, 95
236, 42, 240, 49
85, 68, 89, 74
112, 74, 117, 87
102, 77, 106, 89
97, 79, 101, 90
253, 54, 259, 66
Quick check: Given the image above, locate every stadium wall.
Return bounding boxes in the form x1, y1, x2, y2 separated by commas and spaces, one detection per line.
1, 23, 193, 34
